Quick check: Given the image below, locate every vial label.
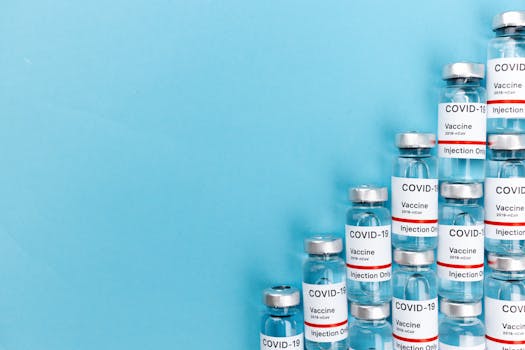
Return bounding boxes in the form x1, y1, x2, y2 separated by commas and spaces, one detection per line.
487, 58, 525, 119
260, 334, 304, 350
485, 297, 525, 350
438, 103, 486, 159
439, 343, 485, 350
391, 177, 438, 237
345, 224, 392, 282
437, 224, 484, 282
302, 282, 348, 343
392, 297, 438, 350
485, 178, 525, 240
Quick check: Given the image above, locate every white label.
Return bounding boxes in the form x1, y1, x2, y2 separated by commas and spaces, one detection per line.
260, 334, 303, 350
345, 224, 392, 282
392, 297, 438, 349
488, 58, 525, 119
484, 178, 525, 240
438, 103, 487, 159
302, 282, 348, 342
437, 224, 484, 282
391, 177, 438, 237
485, 297, 525, 350
439, 343, 485, 350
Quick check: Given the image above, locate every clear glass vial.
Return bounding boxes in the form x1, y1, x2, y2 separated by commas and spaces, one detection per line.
438, 62, 486, 182
346, 185, 392, 304
347, 303, 392, 350
261, 285, 304, 350
438, 300, 485, 350
302, 236, 348, 350
485, 134, 525, 255
438, 182, 484, 302
487, 11, 525, 133
391, 132, 438, 251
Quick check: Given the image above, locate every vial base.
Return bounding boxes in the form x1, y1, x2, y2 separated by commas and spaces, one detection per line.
439, 158, 485, 183
485, 238, 525, 255
305, 340, 347, 350
488, 118, 525, 134
392, 234, 437, 251
347, 279, 392, 305
438, 280, 483, 302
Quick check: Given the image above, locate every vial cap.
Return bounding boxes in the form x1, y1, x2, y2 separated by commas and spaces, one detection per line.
304, 235, 343, 255
488, 134, 525, 150
440, 300, 482, 318
440, 182, 483, 199
350, 302, 390, 320
393, 249, 434, 266
442, 62, 484, 80
488, 253, 525, 272
395, 132, 436, 149
492, 11, 525, 30
263, 285, 300, 308
349, 185, 388, 203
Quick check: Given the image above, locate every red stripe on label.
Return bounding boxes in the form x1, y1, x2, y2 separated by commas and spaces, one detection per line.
393, 334, 438, 343
346, 263, 392, 270
488, 100, 525, 104
437, 261, 484, 269
486, 335, 525, 345
305, 320, 348, 328
438, 140, 486, 145
392, 217, 438, 224
485, 220, 525, 226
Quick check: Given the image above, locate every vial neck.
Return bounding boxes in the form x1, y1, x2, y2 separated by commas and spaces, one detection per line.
490, 149, 525, 161
398, 264, 432, 272
356, 319, 387, 326
495, 27, 525, 37
447, 316, 479, 323
352, 201, 385, 208
308, 253, 339, 260
398, 148, 432, 158
267, 306, 298, 317
492, 270, 525, 280
444, 198, 478, 205
445, 78, 482, 87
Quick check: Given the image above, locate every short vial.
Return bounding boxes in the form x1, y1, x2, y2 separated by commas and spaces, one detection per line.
438, 182, 484, 302
261, 286, 304, 350
439, 300, 485, 350
346, 185, 392, 304
347, 303, 392, 350
302, 236, 348, 349
438, 62, 486, 182
485, 254, 525, 350
392, 249, 438, 350
487, 11, 525, 133
485, 134, 525, 255
392, 132, 439, 251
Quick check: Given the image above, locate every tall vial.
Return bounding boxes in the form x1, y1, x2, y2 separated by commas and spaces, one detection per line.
392, 249, 438, 350
261, 286, 304, 350
485, 134, 525, 255
347, 303, 392, 350
487, 11, 525, 133
392, 132, 439, 251
439, 300, 485, 350
485, 254, 525, 350
346, 185, 392, 304
302, 236, 348, 349
438, 62, 486, 182
438, 182, 484, 302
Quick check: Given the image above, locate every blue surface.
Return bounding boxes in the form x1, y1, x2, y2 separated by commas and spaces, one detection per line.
0, 1, 523, 349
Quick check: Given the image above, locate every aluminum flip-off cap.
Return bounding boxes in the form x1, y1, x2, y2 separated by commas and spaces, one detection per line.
263, 285, 300, 308
442, 62, 484, 80
440, 300, 482, 318
394, 249, 434, 266
350, 185, 388, 203
396, 132, 436, 149
441, 182, 483, 199
350, 302, 390, 320
488, 254, 525, 272
493, 11, 525, 30
305, 236, 343, 255
488, 134, 525, 150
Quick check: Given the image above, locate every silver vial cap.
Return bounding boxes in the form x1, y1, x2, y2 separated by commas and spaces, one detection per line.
488, 134, 525, 150
396, 132, 436, 149
440, 182, 483, 199
349, 185, 388, 203
350, 302, 390, 320
263, 285, 300, 308
442, 62, 484, 80
493, 11, 525, 30
488, 254, 525, 272
440, 300, 482, 318
305, 236, 343, 255
394, 249, 434, 266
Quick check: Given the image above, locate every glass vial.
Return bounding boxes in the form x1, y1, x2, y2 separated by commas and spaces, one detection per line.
346, 185, 392, 304
392, 132, 439, 251
438, 300, 485, 350
485, 133, 525, 255
261, 285, 304, 350
392, 249, 438, 350
487, 11, 525, 133
348, 303, 393, 350
302, 236, 348, 349
438, 62, 486, 182
485, 254, 525, 350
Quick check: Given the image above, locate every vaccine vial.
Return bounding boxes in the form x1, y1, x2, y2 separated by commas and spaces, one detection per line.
261, 285, 304, 350
346, 185, 392, 304
392, 132, 439, 251
302, 236, 348, 349
438, 62, 486, 182
438, 182, 484, 302
392, 249, 438, 350
485, 254, 525, 350
487, 11, 525, 133
439, 300, 485, 350
347, 303, 393, 350
485, 134, 525, 255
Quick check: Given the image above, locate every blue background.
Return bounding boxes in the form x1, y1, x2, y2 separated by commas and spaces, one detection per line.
0, 1, 522, 349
